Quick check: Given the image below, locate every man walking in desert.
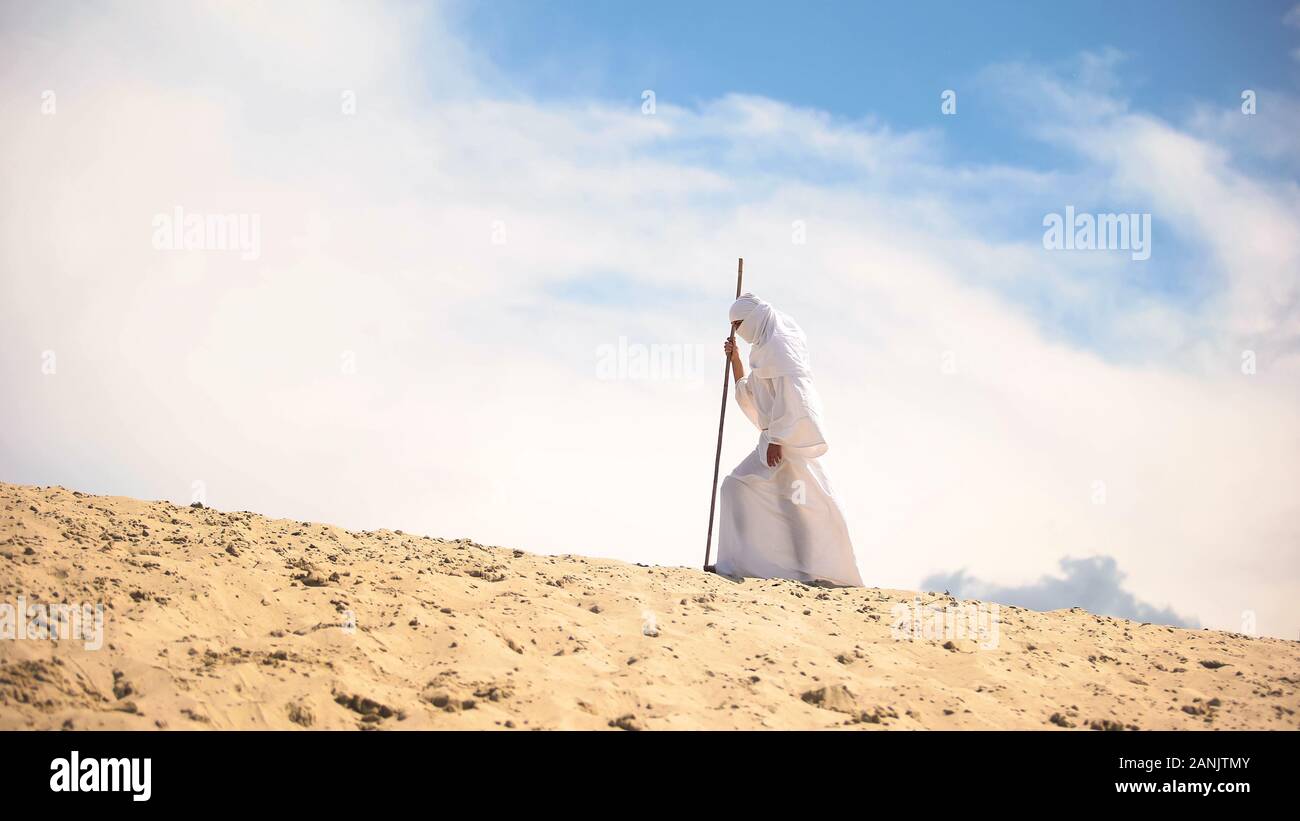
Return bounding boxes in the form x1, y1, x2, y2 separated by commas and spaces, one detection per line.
714, 293, 863, 587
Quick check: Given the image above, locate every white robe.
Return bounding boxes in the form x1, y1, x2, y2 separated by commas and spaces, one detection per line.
717, 372, 864, 587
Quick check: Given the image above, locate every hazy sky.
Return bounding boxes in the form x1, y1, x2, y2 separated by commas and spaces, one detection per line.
2, 1, 1298, 638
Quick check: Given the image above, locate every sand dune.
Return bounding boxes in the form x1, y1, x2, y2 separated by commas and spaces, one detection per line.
0, 481, 1296, 730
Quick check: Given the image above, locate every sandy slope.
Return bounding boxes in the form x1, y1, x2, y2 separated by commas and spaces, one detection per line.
0, 482, 1296, 730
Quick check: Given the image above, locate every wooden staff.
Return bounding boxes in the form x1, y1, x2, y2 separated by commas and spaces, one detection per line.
703, 258, 743, 571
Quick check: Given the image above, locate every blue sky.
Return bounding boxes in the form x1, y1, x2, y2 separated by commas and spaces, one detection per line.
451, 0, 1300, 358
457, 0, 1300, 167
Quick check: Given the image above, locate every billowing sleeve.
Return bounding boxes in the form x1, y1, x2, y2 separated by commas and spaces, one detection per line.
765, 374, 828, 457
733, 375, 764, 431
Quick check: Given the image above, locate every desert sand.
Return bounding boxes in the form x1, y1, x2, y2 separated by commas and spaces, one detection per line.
1, 481, 1296, 730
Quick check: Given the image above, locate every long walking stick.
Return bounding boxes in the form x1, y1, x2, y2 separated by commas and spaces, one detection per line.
703, 258, 743, 571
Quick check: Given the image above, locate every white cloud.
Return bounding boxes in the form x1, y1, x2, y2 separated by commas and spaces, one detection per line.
1, 2, 1297, 639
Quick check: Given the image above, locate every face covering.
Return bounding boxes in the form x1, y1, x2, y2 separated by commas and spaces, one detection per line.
726, 293, 812, 378
729, 293, 766, 343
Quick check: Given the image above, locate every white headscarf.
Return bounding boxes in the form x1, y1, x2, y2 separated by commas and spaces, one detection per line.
728, 293, 812, 378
